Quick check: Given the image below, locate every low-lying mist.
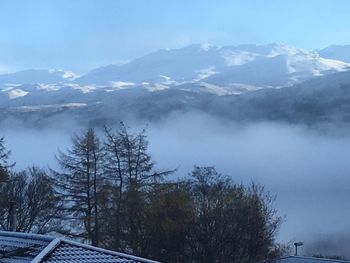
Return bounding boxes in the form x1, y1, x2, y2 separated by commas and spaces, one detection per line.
2, 112, 350, 257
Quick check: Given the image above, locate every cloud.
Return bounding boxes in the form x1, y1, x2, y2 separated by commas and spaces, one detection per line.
2, 112, 350, 257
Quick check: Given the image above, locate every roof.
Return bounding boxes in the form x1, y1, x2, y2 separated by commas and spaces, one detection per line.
0, 231, 160, 263
266, 256, 350, 263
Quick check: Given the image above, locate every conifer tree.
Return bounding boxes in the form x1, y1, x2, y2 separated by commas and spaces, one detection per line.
54, 128, 104, 245
102, 123, 173, 252
0, 137, 13, 212
0, 136, 13, 182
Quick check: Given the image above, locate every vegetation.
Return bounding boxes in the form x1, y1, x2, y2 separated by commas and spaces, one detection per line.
0, 124, 285, 262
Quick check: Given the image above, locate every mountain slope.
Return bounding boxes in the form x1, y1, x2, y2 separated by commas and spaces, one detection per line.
3, 71, 350, 128
0, 69, 78, 85
0, 43, 348, 93
318, 45, 350, 63
76, 43, 350, 91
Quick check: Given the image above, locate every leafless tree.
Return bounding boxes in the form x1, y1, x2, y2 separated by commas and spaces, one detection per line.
0, 167, 62, 233
54, 128, 104, 246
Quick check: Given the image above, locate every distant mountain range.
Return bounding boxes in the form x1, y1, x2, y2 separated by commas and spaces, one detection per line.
1, 43, 350, 93
2, 43, 350, 127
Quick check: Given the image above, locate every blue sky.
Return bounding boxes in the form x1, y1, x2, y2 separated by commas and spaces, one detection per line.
0, 0, 349, 73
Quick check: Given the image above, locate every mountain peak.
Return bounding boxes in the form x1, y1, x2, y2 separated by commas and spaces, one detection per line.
1, 43, 350, 89
319, 44, 350, 63
0, 69, 79, 85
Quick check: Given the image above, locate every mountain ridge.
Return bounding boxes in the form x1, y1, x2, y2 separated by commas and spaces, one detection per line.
1, 43, 349, 92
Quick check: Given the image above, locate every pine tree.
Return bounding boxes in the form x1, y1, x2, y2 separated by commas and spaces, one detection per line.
54, 128, 104, 245
0, 136, 13, 182
0, 137, 13, 212
102, 123, 173, 252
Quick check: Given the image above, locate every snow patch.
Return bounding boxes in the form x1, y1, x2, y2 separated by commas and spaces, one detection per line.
159, 75, 178, 85
109, 81, 135, 90
145, 83, 169, 92
37, 83, 61, 91
318, 57, 350, 72
223, 50, 258, 66
195, 67, 218, 80
267, 43, 308, 57
8, 89, 29, 99
200, 43, 215, 51
2, 84, 22, 92
62, 71, 79, 80
198, 82, 263, 96
13, 103, 87, 112
67, 84, 97, 93
47, 69, 79, 80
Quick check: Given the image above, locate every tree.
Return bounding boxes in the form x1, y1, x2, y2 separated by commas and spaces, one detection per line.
54, 128, 104, 245
0, 167, 61, 233
141, 182, 195, 262
101, 123, 173, 252
0, 136, 14, 217
0, 136, 13, 185
186, 166, 283, 263
0, 137, 12, 169
104, 123, 167, 188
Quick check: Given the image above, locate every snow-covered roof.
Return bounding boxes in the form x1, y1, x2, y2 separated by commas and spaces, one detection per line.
266, 256, 350, 263
0, 231, 160, 263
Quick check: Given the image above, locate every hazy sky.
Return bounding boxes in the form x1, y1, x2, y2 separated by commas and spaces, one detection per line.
0, 0, 349, 73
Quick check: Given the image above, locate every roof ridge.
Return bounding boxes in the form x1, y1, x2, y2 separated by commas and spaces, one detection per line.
59, 238, 160, 263
0, 231, 55, 242
0, 231, 161, 263
31, 238, 61, 263
287, 256, 350, 262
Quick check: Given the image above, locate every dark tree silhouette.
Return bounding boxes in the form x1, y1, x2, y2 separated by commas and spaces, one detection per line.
54, 128, 104, 245
0, 167, 61, 233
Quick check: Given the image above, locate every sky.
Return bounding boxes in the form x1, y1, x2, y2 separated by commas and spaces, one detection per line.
0, 0, 349, 73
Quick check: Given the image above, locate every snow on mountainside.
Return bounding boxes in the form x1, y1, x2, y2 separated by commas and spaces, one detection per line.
76, 43, 226, 85
75, 43, 350, 94
318, 44, 350, 63
204, 50, 349, 88
0, 69, 78, 85
0, 43, 350, 100
3, 71, 350, 128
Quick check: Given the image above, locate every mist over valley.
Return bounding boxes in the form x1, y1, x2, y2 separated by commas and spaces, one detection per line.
2, 4, 350, 260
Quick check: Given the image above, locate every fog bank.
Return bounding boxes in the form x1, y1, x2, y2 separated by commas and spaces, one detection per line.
2, 115, 350, 257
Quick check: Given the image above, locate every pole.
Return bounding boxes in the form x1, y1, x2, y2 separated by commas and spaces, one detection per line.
9, 201, 17, 231
293, 242, 303, 257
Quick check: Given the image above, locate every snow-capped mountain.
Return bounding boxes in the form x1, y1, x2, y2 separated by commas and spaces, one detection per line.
318, 44, 350, 63
2, 42, 350, 126
0, 69, 80, 99
0, 69, 78, 85
3, 71, 350, 129
75, 43, 350, 92
1, 43, 349, 98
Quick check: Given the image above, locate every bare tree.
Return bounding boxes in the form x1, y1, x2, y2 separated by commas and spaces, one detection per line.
54, 128, 104, 245
0, 167, 61, 233
102, 123, 174, 252
186, 166, 283, 263
0, 136, 14, 185
0, 136, 14, 214
0, 136, 12, 170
